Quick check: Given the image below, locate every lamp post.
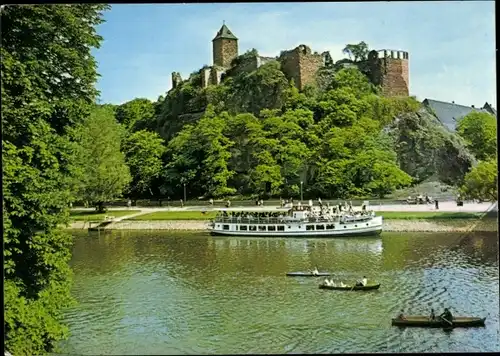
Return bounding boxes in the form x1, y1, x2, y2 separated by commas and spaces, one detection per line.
300, 181, 303, 202
183, 183, 187, 203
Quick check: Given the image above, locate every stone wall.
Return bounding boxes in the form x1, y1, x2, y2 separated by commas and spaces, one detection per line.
368, 50, 409, 97
171, 72, 182, 89
279, 45, 323, 90
213, 38, 238, 68
200, 67, 211, 88
209, 67, 225, 85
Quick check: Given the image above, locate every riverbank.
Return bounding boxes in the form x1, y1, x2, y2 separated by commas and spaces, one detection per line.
65, 217, 497, 232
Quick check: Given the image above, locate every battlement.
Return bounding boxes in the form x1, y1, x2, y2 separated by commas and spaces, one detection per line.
376, 49, 409, 60
368, 49, 409, 97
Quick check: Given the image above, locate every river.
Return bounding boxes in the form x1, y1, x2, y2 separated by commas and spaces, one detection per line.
56, 231, 499, 354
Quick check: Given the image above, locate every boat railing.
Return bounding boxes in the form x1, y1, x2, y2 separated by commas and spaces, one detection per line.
213, 216, 357, 224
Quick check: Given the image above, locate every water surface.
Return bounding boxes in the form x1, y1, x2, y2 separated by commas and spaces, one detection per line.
58, 231, 499, 354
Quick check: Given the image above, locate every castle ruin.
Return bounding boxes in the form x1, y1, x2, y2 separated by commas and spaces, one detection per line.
171, 23, 410, 97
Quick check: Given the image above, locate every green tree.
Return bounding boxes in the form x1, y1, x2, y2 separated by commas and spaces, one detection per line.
78, 106, 132, 211
122, 130, 166, 199
342, 41, 370, 62
115, 98, 156, 132
456, 112, 497, 161
2, 4, 109, 355
459, 159, 498, 202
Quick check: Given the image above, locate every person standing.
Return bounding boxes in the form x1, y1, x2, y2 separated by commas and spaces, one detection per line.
127, 199, 132, 209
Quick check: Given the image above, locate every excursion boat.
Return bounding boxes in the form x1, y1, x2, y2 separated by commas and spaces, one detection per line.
209, 204, 383, 237
391, 316, 486, 328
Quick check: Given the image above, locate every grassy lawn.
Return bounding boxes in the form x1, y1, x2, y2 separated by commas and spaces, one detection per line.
127, 210, 485, 221
380, 211, 483, 220
70, 210, 141, 221
128, 211, 217, 220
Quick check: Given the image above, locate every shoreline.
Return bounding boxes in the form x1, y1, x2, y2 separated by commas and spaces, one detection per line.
65, 218, 497, 233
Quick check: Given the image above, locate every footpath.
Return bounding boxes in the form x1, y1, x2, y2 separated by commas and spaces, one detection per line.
67, 201, 498, 232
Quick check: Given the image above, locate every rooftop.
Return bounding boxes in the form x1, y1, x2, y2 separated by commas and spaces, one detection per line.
422, 98, 491, 132
213, 24, 238, 41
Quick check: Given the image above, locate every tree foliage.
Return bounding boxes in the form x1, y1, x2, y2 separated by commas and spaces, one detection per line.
342, 41, 370, 62
459, 158, 498, 202
122, 130, 167, 198
456, 111, 497, 161
77, 106, 132, 210
2, 4, 109, 355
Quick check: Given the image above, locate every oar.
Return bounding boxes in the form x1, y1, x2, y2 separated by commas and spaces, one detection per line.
441, 316, 453, 327
350, 284, 356, 291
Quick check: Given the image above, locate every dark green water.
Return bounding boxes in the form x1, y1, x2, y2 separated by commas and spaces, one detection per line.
57, 231, 499, 354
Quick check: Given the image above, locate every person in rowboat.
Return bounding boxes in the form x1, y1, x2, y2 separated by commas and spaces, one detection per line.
324, 278, 330, 286
311, 267, 319, 276
429, 309, 436, 321
355, 276, 367, 286
339, 281, 346, 287
397, 310, 406, 320
439, 308, 453, 324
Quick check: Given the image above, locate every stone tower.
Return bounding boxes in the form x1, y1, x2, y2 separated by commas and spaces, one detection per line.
212, 23, 238, 68
279, 44, 323, 90
368, 49, 409, 97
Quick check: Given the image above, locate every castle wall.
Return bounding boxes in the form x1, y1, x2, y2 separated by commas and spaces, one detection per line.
171, 72, 182, 89
200, 68, 211, 88
213, 38, 238, 68
279, 45, 323, 90
369, 50, 409, 97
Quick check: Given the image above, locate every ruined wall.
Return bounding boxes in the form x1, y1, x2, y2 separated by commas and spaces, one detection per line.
171, 72, 182, 89
279, 45, 323, 90
368, 50, 409, 97
200, 68, 211, 88
209, 67, 225, 86
213, 38, 238, 68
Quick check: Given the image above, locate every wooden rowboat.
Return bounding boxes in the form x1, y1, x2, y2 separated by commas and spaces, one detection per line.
318, 283, 381, 291
286, 272, 331, 277
392, 316, 486, 328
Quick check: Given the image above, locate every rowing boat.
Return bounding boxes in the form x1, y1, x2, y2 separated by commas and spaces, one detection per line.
318, 283, 380, 291
391, 316, 486, 328
286, 272, 331, 277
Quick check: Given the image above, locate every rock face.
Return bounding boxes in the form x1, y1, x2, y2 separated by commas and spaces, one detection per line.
388, 109, 476, 184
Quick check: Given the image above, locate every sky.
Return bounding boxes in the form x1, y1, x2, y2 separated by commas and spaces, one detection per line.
94, 1, 496, 108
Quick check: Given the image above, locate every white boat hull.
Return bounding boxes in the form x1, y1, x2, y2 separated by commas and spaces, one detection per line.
210, 216, 383, 238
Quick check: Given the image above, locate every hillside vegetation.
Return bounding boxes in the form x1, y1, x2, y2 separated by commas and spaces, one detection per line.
107, 46, 493, 202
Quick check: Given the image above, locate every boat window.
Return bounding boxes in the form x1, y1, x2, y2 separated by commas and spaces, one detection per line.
277, 226, 285, 231
366, 223, 369, 226
240, 225, 247, 231
258, 226, 266, 231
249, 226, 257, 231
316, 225, 325, 230
326, 224, 335, 229
235, 225, 239, 231
354, 225, 357, 227
306, 225, 314, 231
344, 226, 347, 228
268, 226, 276, 231
223, 225, 230, 230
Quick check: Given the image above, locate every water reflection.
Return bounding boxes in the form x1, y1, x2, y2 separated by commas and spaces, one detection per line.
59, 231, 500, 354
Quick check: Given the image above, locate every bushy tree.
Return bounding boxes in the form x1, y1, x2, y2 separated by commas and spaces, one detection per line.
459, 159, 497, 202
77, 106, 131, 211
456, 112, 497, 161
2, 4, 109, 355
122, 130, 166, 199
